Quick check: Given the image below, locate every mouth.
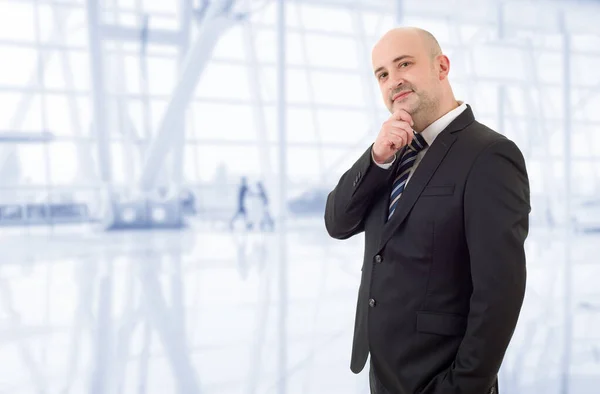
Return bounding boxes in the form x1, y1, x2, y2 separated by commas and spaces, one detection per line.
392, 91, 412, 102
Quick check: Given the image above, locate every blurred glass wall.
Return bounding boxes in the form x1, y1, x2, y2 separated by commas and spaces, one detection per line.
0, 0, 599, 393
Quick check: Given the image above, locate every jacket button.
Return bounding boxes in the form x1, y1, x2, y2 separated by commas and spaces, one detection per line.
374, 254, 382, 263
369, 298, 376, 307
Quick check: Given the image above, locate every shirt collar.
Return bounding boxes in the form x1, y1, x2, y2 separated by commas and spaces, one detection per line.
419, 101, 468, 147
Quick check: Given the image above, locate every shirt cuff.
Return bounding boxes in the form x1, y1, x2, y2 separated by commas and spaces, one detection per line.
371, 149, 396, 169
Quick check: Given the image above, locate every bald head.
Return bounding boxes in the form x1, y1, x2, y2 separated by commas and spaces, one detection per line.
414, 28, 442, 58
372, 27, 442, 65
370, 27, 455, 129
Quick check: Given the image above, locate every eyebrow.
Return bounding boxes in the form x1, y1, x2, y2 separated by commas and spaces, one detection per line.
373, 55, 414, 76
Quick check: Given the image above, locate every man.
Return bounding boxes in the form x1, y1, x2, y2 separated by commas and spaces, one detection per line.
324, 27, 530, 394
229, 176, 251, 230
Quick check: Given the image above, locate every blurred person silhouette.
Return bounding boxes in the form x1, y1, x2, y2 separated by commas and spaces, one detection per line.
230, 176, 252, 230
324, 27, 530, 394
180, 188, 196, 215
255, 181, 274, 231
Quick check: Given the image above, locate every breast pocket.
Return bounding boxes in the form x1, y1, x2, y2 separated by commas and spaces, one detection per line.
421, 184, 454, 197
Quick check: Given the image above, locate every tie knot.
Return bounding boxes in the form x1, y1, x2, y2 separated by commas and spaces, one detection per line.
408, 131, 427, 152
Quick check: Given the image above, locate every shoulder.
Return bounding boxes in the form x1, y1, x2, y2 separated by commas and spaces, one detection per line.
463, 121, 507, 147
461, 121, 524, 159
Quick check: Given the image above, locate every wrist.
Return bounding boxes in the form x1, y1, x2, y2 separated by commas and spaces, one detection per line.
373, 153, 394, 164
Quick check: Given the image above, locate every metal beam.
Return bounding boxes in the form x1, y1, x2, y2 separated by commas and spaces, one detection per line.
243, 20, 273, 191
109, 0, 138, 189
0, 131, 54, 142
99, 24, 182, 45
395, 0, 403, 24
169, 0, 194, 188
276, 1, 288, 393
560, 12, 573, 394
138, 9, 238, 190
86, 0, 112, 185
53, 5, 97, 185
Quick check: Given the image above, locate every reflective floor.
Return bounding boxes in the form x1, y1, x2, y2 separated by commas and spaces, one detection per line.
0, 221, 599, 393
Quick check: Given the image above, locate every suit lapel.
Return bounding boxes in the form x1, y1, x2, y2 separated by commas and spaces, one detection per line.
376, 105, 475, 252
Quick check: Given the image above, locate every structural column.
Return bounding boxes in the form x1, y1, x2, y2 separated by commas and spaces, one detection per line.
86, 0, 112, 186
276, 0, 288, 393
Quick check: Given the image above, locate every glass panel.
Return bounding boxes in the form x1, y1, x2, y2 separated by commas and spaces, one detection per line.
298, 4, 354, 33
303, 34, 359, 70
191, 102, 256, 141
67, 51, 91, 90
44, 50, 67, 89
252, 30, 305, 66
472, 43, 527, 81
0, 2, 35, 41
572, 54, 600, 88
196, 145, 261, 181
0, 46, 38, 86
184, 145, 198, 182
284, 108, 316, 143
572, 160, 597, 195
16, 144, 48, 185
123, 54, 142, 94
309, 70, 364, 106
195, 62, 251, 101
212, 25, 246, 61
45, 94, 75, 135
317, 108, 369, 144
141, 0, 178, 15
147, 56, 177, 95
361, 11, 393, 39
0, 93, 42, 131
48, 141, 79, 185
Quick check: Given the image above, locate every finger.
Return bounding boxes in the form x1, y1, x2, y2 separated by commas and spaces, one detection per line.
388, 130, 410, 148
386, 133, 407, 150
388, 120, 415, 133
390, 109, 414, 126
388, 124, 414, 144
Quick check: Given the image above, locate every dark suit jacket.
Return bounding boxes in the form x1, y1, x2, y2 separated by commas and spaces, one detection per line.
324, 106, 530, 394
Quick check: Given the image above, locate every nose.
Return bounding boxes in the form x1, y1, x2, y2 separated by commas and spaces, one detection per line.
388, 71, 404, 90
388, 77, 404, 97
391, 66, 405, 81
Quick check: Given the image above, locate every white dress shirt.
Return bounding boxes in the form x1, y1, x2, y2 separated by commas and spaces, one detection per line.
372, 101, 467, 187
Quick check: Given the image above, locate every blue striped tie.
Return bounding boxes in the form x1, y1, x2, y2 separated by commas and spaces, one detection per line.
387, 132, 428, 220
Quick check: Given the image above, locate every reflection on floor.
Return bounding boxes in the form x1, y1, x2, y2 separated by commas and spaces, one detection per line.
0, 222, 599, 393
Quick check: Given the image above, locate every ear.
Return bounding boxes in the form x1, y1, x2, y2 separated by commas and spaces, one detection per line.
437, 55, 450, 80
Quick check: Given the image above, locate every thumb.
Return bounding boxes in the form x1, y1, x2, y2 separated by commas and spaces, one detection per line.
391, 109, 414, 126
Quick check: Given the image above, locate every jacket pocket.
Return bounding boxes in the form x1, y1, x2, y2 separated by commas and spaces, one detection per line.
421, 184, 454, 196
416, 311, 467, 336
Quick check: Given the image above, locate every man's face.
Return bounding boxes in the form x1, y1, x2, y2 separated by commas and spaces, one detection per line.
372, 31, 440, 116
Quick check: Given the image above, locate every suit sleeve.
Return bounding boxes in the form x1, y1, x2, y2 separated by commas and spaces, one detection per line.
324, 144, 394, 239
436, 139, 530, 393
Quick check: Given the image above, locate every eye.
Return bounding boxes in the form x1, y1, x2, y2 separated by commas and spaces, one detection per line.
378, 72, 388, 81
399, 62, 410, 68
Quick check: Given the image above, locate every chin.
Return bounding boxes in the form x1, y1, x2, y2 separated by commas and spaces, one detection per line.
392, 101, 417, 114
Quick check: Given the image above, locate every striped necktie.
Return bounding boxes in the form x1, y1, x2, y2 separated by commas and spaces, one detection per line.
387, 132, 428, 220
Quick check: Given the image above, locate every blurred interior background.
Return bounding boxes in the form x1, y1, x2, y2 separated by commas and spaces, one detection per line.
0, 0, 599, 392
